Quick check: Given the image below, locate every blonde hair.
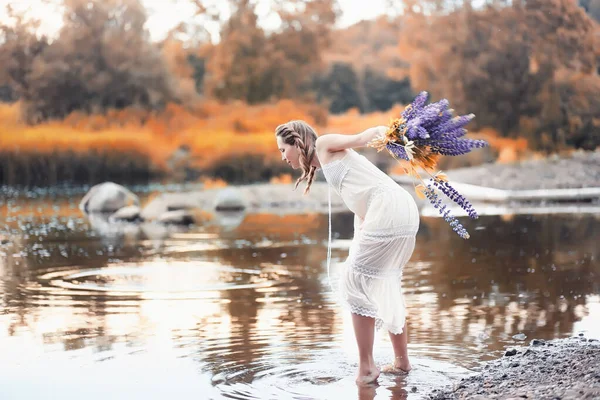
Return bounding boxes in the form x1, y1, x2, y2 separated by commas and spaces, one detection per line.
275, 120, 318, 195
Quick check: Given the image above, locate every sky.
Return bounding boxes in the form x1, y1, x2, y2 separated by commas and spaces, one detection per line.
0, 0, 390, 42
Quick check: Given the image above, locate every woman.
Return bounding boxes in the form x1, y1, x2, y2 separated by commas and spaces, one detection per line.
275, 120, 419, 385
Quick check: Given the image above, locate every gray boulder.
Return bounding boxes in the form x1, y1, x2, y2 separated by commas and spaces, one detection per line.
80, 182, 139, 213
109, 205, 142, 222
213, 187, 246, 211
158, 210, 196, 225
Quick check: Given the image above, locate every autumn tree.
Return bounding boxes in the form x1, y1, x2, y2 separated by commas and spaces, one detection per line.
203, 0, 270, 103
398, 0, 599, 151
202, 0, 339, 103
316, 16, 413, 113
267, 0, 339, 97
0, 7, 49, 105
0, 0, 195, 123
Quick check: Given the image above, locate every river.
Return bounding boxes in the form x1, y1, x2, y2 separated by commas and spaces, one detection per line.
1, 184, 598, 400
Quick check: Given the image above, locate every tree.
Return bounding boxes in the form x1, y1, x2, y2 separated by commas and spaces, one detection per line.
313, 62, 362, 113
398, 0, 599, 151
0, 0, 194, 123
202, 0, 340, 103
362, 67, 413, 112
0, 6, 49, 108
203, 0, 270, 103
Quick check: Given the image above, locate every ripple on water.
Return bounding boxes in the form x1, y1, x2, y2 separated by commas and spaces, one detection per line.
208, 348, 472, 400
25, 261, 294, 300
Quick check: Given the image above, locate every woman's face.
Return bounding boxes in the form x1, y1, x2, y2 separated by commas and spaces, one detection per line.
276, 136, 300, 170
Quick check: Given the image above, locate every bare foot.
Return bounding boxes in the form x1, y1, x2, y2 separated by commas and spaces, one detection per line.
382, 359, 412, 374
356, 363, 380, 385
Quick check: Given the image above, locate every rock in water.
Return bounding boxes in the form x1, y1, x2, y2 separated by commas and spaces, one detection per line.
158, 210, 195, 225
109, 205, 142, 222
213, 187, 246, 211
80, 182, 139, 213
504, 349, 518, 357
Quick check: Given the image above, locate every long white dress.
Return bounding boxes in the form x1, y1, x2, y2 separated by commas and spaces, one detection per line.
322, 149, 419, 335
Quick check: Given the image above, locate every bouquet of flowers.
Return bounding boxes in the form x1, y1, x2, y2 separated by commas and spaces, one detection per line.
367, 91, 488, 239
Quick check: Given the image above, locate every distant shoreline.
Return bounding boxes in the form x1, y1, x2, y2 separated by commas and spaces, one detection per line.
2, 149, 599, 197
441, 149, 600, 191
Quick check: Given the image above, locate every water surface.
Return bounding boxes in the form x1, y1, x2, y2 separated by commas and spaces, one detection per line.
1, 185, 598, 399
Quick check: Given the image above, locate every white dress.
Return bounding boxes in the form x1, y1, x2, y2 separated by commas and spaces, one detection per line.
322, 149, 419, 334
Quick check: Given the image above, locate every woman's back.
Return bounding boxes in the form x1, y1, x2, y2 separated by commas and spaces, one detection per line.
322, 149, 405, 219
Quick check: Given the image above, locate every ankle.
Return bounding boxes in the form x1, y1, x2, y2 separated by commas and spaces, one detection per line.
359, 354, 375, 362
359, 362, 375, 370
394, 356, 410, 367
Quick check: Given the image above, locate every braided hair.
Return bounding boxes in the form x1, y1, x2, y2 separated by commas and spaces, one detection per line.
275, 120, 318, 195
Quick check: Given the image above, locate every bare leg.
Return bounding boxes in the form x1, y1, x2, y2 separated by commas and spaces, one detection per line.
387, 323, 411, 373
352, 313, 380, 385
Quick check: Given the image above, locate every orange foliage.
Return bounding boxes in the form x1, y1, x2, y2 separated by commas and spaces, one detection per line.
0, 96, 534, 179
0, 99, 326, 172
473, 128, 530, 163
201, 177, 228, 189
269, 174, 293, 184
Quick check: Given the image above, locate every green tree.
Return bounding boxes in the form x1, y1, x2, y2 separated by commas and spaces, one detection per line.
313, 62, 362, 113
362, 68, 413, 112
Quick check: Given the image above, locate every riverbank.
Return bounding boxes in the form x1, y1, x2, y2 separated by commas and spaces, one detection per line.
140, 150, 600, 220
428, 335, 600, 399
101, 150, 600, 223
443, 149, 600, 190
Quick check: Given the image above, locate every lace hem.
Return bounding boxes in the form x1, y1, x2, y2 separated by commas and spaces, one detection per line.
386, 323, 405, 335
343, 303, 386, 331
361, 226, 419, 241
347, 303, 378, 318
347, 258, 403, 279
347, 307, 405, 334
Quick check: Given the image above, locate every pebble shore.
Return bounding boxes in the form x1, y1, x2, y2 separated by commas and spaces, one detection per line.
427, 335, 600, 400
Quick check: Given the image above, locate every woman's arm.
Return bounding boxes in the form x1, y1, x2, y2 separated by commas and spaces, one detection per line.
315, 126, 387, 153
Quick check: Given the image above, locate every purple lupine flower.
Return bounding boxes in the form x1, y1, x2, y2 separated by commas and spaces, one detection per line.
419, 103, 447, 129
424, 185, 470, 239
411, 91, 429, 109
406, 124, 429, 140
386, 90, 487, 239
428, 111, 454, 139
422, 138, 488, 156
386, 143, 410, 161
438, 114, 475, 134
437, 98, 450, 111
431, 178, 479, 219
402, 91, 429, 121
441, 127, 468, 139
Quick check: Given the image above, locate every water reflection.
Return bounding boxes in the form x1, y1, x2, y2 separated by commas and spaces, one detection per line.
0, 193, 599, 399
408, 213, 599, 361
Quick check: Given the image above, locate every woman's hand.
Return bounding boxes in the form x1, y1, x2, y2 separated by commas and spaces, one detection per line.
364, 126, 387, 146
